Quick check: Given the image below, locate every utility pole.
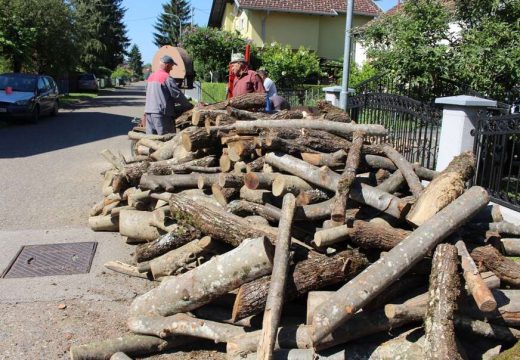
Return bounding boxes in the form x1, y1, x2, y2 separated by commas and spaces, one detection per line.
339, 0, 354, 111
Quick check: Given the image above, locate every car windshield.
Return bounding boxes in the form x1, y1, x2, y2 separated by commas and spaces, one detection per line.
0, 75, 37, 92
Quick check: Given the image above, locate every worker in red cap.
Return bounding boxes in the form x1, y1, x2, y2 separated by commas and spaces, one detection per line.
229, 53, 265, 97
143, 55, 193, 134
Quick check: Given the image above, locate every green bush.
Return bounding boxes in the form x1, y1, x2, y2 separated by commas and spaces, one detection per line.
258, 43, 322, 88
201, 82, 227, 103
110, 66, 132, 81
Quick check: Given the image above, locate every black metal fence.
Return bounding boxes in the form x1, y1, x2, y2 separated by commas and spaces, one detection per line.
473, 112, 520, 212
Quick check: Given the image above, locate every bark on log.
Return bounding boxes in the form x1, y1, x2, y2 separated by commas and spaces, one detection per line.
228, 93, 266, 110
500, 238, 520, 256
140, 173, 207, 192
231, 250, 369, 322
211, 119, 387, 138
104, 261, 150, 279
227, 200, 281, 223
382, 144, 423, 197
137, 138, 162, 151
169, 194, 276, 246
331, 131, 364, 222
227, 106, 263, 120
128, 313, 246, 342
228, 140, 256, 162
100, 149, 125, 171
69, 334, 191, 360
149, 237, 216, 279
313, 220, 410, 250
301, 150, 347, 169
454, 316, 520, 342
363, 154, 438, 180
191, 109, 227, 126
310, 186, 489, 345
134, 224, 202, 263
439, 151, 476, 181
317, 100, 352, 123
218, 173, 244, 188
257, 194, 296, 359
129, 236, 274, 317
122, 161, 150, 185
119, 210, 162, 242
423, 244, 462, 360
264, 152, 408, 219
246, 157, 265, 173
470, 221, 520, 236
148, 155, 215, 176
149, 133, 183, 161
128, 131, 175, 141
376, 170, 405, 194
219, 152, 234, 172
240, 186, 274, 205
196, 173, 220, 189
455, 238, 497, 312
471, 245, 520, 287
181, 126, 218, 151
110, 352, 132, 360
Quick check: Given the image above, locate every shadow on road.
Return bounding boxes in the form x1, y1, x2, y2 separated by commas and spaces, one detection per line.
0, 111, 133, 158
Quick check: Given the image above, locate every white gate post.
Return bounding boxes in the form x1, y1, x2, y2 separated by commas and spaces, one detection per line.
435, 95, 497, 172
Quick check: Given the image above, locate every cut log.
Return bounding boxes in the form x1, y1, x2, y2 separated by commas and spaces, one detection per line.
89, 215, 119, 232
148, 155, 215, 176
272, 175, 313, 197
227, 106, 264, 120
257, 194, 296, 359
246, 157, 265, 173
310, 186, 489, 345
228, 93, 266, 110
69, 334, 191, 360
244, 172, 278, 190
137, 138, 162, 151
129, 236, 274, 317
301, 150, 347, 169
128, 313, 246, 342
231, 250, 369, 322
128, 131, 175, 142
317, 100, 352, 123
227, 200, 281, 224
119, 210, 162, 242
211, 119, 387, 138
133, 224, 201, 263
196, 173, 220, 189
104, 261, 150, 279
100, 149, 125, 171
218, 173, 244, 188
149, 236, 216, 279
296, 189, 330, 206
454, 316, 520, 342
191, 109, 227, 126
455, 238, 497, 312
500, 238, 520, 256
211, 184, 239, 206
331, 131, 364, 222
469, 204, 504, 223
110, 352, 132, 360
181, 126, 217, 151
470, 221, 520, 236
264, 152, 408, 219
423, 244, 462, 360
228, 139, 256, 162
439, 151, 476, 181
363, 154, 438, 180
471, 245, 520, 287
122, 161, 150, 185
219, 151, 234, 172
313, 220, 410, 249
240, 186, 274, 205
406, 171, 465, 226
139, 173, 206, 192
376, 170, 405, 194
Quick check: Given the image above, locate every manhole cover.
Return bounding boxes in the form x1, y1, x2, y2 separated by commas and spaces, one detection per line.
2, 242, 97, 278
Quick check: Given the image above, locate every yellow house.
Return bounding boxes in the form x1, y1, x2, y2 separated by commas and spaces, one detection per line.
208, 0, 381, 63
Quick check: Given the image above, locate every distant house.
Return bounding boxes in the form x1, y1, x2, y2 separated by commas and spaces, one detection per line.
208, 0, 381, 65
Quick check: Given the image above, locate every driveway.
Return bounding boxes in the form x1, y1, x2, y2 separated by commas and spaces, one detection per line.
0, 83, 224, 359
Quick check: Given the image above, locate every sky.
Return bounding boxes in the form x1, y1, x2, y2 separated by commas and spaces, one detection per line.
122, 0, 400, 64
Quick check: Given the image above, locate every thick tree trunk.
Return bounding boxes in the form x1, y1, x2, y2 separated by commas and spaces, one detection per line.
228, 93, 266, 110
471, 245, 520, 287
455, 238, 497, 312
313, 220, 410, 249
69, 334, 191, 360
130, 236, 274, 317
423, 244, 462, 360
211, 119, 387, 138
264, 152, 408, 219
331, 131, 364, 222
128, 313, 246, 342
231, 250, 368, 322
134, 224, 201, 263
169, 194, 277, 246
257, 194, 296, 359
310, 186, 489, 345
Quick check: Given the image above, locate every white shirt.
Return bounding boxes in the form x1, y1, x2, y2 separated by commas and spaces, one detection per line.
263, 77, 277, 98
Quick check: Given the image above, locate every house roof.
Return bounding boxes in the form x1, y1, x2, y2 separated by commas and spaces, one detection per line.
208, 0, 381, 27
386, 0, 455, 15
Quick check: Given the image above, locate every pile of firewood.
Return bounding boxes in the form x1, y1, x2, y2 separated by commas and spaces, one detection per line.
74, 92, 520, 360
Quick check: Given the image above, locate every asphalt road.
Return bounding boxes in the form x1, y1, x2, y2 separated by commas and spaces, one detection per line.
0, 83, 159, 359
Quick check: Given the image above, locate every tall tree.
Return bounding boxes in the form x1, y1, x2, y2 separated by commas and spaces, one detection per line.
153, 0, 191, 47
128, 44, 144, 79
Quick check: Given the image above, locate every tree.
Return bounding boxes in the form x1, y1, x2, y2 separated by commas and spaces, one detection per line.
361, 0, 520, 100
182, 27, 249, 81
153, 0, 191, 47
258, 43, 322, 88
128, 44, 144, 79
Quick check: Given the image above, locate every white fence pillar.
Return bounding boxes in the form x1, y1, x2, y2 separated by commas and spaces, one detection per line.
434, 95, 497, 172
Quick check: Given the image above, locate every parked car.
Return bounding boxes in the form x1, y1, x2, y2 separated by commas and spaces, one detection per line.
78, 73, 98, 92
0, 73, 60, 123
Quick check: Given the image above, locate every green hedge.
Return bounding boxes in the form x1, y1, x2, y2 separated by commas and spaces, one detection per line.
201, 82, 227, 104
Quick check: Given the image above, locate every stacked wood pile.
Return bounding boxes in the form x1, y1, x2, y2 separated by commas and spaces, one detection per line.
75, 93, 520, 360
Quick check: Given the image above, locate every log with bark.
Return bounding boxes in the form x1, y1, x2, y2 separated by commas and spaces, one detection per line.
317, 100, 352, 123
423, 243, 462, 360
382, 144, 423, 198
310, 186, 489, 345
471, 245, 520, 287
119, 210, 163, 242
231, 249, 369, 322
130, 236, 274, 317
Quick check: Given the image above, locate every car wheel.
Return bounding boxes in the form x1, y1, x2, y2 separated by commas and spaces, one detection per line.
28, 106, 40, 124
51, 100, 59, 116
